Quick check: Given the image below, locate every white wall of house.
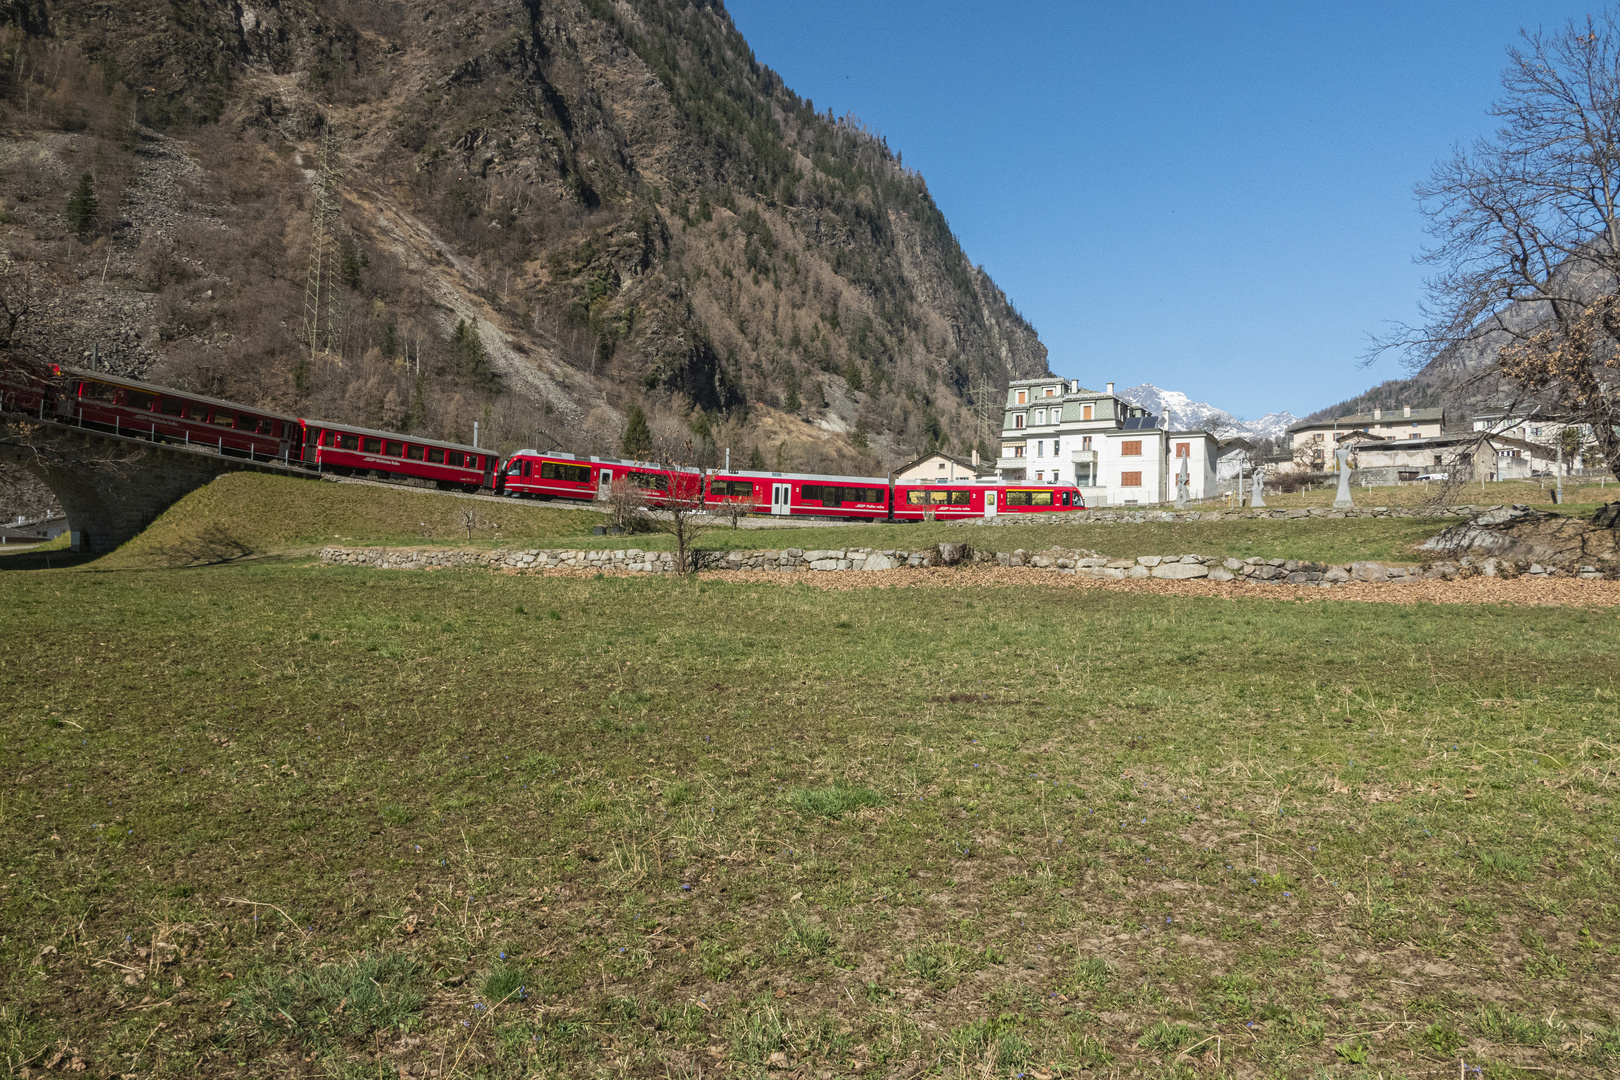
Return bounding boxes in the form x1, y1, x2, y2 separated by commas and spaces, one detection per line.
997, 378, 1221, 505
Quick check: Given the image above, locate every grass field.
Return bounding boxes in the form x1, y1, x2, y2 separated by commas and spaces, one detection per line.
2, 561, 1617, 1079
1226, 477, 1619, 516
99, 473, 1456, 569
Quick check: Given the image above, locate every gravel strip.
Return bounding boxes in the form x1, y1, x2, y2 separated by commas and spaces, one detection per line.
506, 564, 1620, 606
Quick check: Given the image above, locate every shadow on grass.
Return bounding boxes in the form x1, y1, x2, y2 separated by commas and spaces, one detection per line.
0, 546, 100, 572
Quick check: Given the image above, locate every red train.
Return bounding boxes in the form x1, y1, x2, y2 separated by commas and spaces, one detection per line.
498, 451, 1082, 521
1, 358, 1083, 520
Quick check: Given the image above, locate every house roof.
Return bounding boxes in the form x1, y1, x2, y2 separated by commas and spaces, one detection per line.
893, 450, 987, 475
1288, 407, 1444, 433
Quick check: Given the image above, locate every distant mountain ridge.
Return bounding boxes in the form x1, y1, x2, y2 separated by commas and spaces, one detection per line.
1115, 384, 1297, 441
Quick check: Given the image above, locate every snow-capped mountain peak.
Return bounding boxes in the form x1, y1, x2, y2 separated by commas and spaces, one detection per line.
1114, 383, 1297, 441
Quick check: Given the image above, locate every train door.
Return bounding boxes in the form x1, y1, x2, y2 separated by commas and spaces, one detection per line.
597, 467, 613, 499
984, 490, 998, 520
771, 483, 791, 516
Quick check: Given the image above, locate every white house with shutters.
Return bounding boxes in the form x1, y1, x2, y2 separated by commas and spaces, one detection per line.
997, 378, 1219, 506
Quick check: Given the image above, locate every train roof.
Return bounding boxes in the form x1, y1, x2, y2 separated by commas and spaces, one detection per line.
307, 417, 485, 454
64, 367, 301, 422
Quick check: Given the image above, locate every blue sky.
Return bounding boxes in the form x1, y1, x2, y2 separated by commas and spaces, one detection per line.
725, 0, 1599, 420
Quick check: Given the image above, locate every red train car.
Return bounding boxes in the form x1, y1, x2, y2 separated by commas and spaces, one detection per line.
701, 470, 892, 520
304, 420, 494, 492
1, 363, 303, 462
498, 451, 702, 506
891, 480, 1082, 521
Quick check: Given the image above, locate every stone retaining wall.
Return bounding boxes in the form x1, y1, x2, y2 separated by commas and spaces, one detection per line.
320, 544, 1607, 582
319, 545, 945, 573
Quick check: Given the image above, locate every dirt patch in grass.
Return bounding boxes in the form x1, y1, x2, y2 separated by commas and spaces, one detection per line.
494, 561, 1620, 607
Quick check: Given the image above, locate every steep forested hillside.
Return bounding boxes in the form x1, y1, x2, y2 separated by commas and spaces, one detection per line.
0, 0, 1047, 484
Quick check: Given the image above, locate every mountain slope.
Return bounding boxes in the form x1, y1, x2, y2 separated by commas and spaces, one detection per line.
0, 0, 1047, 481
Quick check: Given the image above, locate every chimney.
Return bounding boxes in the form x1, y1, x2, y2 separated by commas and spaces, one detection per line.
1106, 382, 1114, 396
971, 449, 979, 467
1403, 405, 1411, 418
1372, 408, 1382, 421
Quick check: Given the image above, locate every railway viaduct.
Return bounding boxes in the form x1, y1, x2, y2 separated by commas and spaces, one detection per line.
0, 407, 311, 553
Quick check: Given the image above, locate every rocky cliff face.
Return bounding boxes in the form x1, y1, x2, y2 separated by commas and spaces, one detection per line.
0, 0, 1048, 485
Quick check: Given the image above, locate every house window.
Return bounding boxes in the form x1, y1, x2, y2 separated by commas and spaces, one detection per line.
1082, 405, 1093, 421
1082, 436, 1092, 450
1052, 438, 1060, 456
1121, 440, 1142, 456
1434, 455, 1443, 466
1036, 440, 1044, 457
1016, 389, 1027, 404
1035, 470, 1044, 481
1175, 442, 1190, 457
1011, 446, 1025, 458
1034, 409, 1045, 425
1121, 471, 1142, 487
1013, 414, 1025, 429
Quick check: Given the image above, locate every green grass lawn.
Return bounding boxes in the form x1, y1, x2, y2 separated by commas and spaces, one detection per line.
103, 472, 1455, 568
2, 563, 1617, 1078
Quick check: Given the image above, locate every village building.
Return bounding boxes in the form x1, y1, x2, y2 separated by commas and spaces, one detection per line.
1287, 406, 1446, 471
1345, 433, 1557, 483
997, 378, 1220, 505
891, 450, 990, 483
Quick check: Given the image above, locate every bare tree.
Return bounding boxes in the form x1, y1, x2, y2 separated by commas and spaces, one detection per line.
1380, 13, 1620, 481
646, 437, 713, 575
603, 475, 651, 533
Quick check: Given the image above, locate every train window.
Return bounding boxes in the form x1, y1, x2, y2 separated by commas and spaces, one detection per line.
1005, 490, 1031, 506
385, 440, 404, 456
126, 391, 155, 411
266, 420, 281, 436
428, 447, 446, 464
927, 490, 970, 505
629, 470, 669, 491
712, 479, 754, 498
504, 459, 524, 476
362, 437, 382, 453
159, 397, 184, 416
185, 403, 210, 421
213, 411, 234, 427
540, 461, 592, 483
447, 451, 464, 467
338, 434, 360, 451
407, 444, 425, 461
906, 490, 927, 506
234, 413, 256, 430
1031, 491, 1053, 506
522, 460, 531, 476
81, 380, 118, 400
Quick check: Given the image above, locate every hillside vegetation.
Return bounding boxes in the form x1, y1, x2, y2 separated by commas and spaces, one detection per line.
0, 0, 1045, 503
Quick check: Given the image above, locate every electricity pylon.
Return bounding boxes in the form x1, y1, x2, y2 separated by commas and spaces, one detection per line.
301, 127, 346, 365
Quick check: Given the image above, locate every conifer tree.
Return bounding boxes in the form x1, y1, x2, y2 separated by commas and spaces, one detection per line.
748, 444, 766, 469
622, 404, 653, 458
65, 174, 98, 235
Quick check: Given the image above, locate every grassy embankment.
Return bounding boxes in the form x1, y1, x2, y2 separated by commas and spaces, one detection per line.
94, 472, 1456, 569
1, 561, 1617, 1078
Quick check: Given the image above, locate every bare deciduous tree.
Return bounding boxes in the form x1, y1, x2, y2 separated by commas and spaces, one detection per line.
1381, 13, 1620, 481
646, 437, 712, 575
